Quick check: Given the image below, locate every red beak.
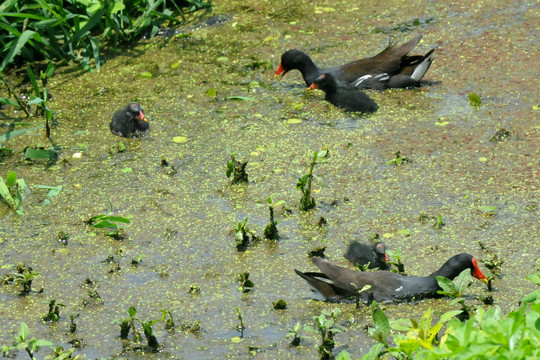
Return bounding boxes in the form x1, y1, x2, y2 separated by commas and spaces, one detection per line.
472, 258, 488, 284
274, 63, 286, 78
139, 111, 148, 122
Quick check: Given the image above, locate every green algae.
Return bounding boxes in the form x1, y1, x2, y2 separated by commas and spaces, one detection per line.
1, 0, 539, 359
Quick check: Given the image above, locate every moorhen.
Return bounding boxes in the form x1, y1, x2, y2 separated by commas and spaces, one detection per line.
344, 241, 390, 270
275, 35, 434, 90
295, 253, 487, 303
309, 73, 378, 113
110, 103, 149, 138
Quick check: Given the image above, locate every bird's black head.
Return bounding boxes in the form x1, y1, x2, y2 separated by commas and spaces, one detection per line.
126, 103, 149, 131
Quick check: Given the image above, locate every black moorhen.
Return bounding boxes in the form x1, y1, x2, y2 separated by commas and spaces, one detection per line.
309, 73, 378, 113
344, 241, 389, 270
275, 35, 434, 90
295, 253, 487, 303
110, 103, 149, 138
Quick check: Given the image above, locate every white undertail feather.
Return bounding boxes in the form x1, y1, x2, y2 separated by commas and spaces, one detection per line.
410, 52, 434, 81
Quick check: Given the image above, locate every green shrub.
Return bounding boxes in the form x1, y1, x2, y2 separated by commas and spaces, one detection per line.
0, 0, 213, 71
362, 263, 540, 359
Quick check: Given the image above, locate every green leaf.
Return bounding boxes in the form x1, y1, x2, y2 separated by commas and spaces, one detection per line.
6, 171, 17, 187
128, 306, 137, 318
0, 30, 36, 72
91, 220, 117, 228
102, 216, 131, 224
468, 93, 482, 107
0, 97, 20, 107
0, 126, 45, 144
18, 322, 29, 341
26, 64, 40, 97
24, 148, 58, 160
0, 177, 15, 207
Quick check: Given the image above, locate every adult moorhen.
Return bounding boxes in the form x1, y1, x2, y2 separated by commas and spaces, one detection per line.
344, 241, 390, 270
110, 103, 149, 138
275, 35, 434, 90
295, 253, 487, 303
309, 73, 378, 113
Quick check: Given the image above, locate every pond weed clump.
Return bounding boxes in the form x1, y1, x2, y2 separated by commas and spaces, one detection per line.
2, 263, 40, 295
233, 217, 260, 251
226, 152, 249, 184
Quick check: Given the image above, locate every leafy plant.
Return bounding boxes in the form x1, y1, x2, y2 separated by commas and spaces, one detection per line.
226, 152, 248, 184
237, 272, 254, 294
2, 322, 54, 360
86, 201, 131, 239
386, 249, 406, 274
436, 269, 476, 319
264, 195, 284, 240
304, 308, 345, 360
386, 150, 410, 166
116, 306, 140, 340
363, 265, 540, 359
287, 322, 302, 346
2, 263, 40, 294
351, 283, 372, 309
160, 308, 175, 330
297, 150, 326, 211
233, 217, 258, 251
0, 0, 213, 71
42, 299, 65, 322
0, 171, 27, 215
272, 299, 287, 310
140, 319, 160, 350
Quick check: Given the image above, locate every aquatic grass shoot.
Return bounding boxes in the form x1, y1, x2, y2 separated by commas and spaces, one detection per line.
264, 195, 284, 240
297, 150, 327, 211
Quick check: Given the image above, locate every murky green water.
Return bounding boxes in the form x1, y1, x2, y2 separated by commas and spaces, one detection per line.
1, 0, 538, 358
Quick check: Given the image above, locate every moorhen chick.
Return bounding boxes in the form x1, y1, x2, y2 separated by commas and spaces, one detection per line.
295, 253, 487, 303
344, 241, 390, 270
309, 73, 378, 113
110, 103, 149, 138
275, 35, 434, 90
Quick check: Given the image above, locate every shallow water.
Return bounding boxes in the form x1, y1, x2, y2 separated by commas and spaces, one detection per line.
0, 0, 539, 358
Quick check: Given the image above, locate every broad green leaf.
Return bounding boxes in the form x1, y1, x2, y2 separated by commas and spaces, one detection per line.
102, 216, 131, 224
24, 148, 58, 160
128, 306, 137, 318
0, 126, 45, 144
6, 171, 17, 187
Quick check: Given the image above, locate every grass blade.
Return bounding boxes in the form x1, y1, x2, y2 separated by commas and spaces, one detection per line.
0, 125, 45, 143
